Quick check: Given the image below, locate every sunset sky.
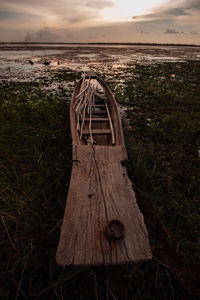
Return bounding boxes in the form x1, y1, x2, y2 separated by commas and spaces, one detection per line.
0, 0, 200, 44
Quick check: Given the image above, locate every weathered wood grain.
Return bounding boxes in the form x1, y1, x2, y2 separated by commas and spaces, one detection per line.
56, 74, 152, 266
56, 145, 152, 266
82, 129, 111, 135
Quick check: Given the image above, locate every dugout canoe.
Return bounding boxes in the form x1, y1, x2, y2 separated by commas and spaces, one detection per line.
56, 71, 152, 266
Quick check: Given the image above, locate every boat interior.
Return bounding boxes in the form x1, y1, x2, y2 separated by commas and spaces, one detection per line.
73, 74, 116, 146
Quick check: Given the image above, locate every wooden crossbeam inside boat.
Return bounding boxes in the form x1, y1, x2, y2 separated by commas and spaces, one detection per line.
82, 129, 111, 135
84, 118, 109, 122
92, 104, 106, 107
89, 110, 107, 114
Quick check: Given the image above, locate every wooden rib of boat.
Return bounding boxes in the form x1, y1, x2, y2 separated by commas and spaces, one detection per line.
56, 71, 152, 266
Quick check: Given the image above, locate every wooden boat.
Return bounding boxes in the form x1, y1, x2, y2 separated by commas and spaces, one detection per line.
56, 71, 152, 266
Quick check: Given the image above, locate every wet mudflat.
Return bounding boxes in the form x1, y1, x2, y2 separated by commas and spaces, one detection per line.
0, 44, 200, 82
0, 44, 200, 299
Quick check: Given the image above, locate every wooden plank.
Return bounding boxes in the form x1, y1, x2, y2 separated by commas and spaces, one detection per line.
82, 129, 111, 135
92, 104, 106, 107
85, 118, 109, 122
90, 110, 107, 114
56, 145, 152, 266
105, 103, 115, 145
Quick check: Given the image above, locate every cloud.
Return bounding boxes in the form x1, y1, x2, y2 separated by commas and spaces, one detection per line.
0, 9, 42, 24
187, 0, 200, 10
0, 0, 199, 44
166, 8, 190, 16
0, 0, 114, 20
0, 0, 115, 35
85, 0, 113, 9
133, 0, 200, 22
140, 30, 150, 34
164, 28, 179, 34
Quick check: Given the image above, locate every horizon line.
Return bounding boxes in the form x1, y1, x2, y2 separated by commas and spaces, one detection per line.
0, 42, 200, 47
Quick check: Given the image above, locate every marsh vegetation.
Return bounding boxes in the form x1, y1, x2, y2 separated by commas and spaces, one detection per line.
0, 45, 200, 299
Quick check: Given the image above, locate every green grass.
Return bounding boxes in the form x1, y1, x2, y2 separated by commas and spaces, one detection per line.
0, 62, 200, 299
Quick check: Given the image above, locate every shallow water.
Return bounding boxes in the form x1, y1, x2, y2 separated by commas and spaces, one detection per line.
0, 44, 199, 83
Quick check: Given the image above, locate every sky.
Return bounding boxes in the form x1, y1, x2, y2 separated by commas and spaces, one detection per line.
0, 0, 200, 44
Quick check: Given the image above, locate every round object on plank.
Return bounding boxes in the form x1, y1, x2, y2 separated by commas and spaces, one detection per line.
105, 220, 125, 240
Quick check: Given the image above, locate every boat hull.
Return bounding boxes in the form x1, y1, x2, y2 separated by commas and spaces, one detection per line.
56, 75, 152, 266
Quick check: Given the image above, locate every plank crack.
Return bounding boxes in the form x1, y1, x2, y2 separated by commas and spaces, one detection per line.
91, 146, 108, 221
